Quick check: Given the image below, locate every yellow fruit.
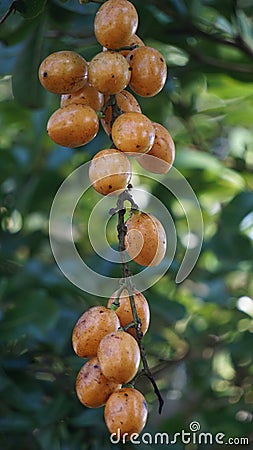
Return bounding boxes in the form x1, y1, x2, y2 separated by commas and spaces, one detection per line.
104, 387, 148, 439
125, 211, 167, 266
72, 306, 120, 358
97, 331, 140, 383
76, 357, 121, 408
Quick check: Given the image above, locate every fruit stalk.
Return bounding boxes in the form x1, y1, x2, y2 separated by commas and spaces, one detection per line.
115, 193, 164, 414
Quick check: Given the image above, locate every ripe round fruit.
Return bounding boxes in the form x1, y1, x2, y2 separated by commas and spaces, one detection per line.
127, 46, 167, 97
88, 51, 131, 95
47, 104, 99, 148
60, 82, 104, 111
119, 34, 144, 58
125, 212, 167, 266
89, 149, 131, 195
38, 50, 88, 94
72, 306, 120, 358
94, 0, 138, 50
76, 357, 121, 408
107, 288, 150, 337
104, 387, 148, 439
111, 112, 155, 154
97, 331, 140, 383
101, 90, 141, 135
136, 122, 175, 174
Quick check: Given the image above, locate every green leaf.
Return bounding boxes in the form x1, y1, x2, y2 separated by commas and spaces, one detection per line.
0, 412, 35, 432
52, 0, 97, 15
0, 288, 59, 341
15, 0, 47, 18
236, 10, 253, 50
11, 17, 47, 108
0, 0, 12, 16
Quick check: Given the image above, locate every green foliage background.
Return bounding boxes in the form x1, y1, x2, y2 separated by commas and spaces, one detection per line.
0, 0, 253, 449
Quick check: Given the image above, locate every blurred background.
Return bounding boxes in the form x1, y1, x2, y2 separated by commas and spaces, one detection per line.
0, 0, 252, 449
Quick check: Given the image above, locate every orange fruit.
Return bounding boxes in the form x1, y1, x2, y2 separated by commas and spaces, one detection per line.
72, 306, 120, 358
94, 0, 138, 49
88, 51, 131, 95
107, 288, 150, 337
47, 104, 99, 148
127, 46, 167, 97
76, 357, 121, 408
60, 82, 104, 111
111, 112, 155, 154
104, 387, 148, 439
119, 34, 144, 58
39, 50, 88, 94
101, 90, 141, 136
136, 122, 175, 173
89, 148, 131, 195
97, 331, 140, 383
125, 211, 167, 266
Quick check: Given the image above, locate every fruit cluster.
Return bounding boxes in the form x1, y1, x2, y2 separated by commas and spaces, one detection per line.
38, 0, 175, 178
72, 289, 150, 438
39, 0, 174, 439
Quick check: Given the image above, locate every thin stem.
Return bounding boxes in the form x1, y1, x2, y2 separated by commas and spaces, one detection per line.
114, 192, 164, 415
0, 1, 19, 25
109, 188, 138, 217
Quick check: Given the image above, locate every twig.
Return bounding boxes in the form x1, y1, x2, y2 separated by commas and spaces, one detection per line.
149, 0, 253, 64
0, 1, 19, 25
114, 191, 164, 415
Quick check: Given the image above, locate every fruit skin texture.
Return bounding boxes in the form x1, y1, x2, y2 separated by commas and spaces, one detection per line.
38, 51, 88, 94
104, 387, 148, 439
97, 331, 140, 384
72, 306, 120, 358
94, 0, 138, 50
111, 112, 155, 154
89, 148, 131, 195
136, 122, 175, 174
127, 46, 167, 97
101, 90, 141, 136
119, 34, 144, 58
107, 288, 150, 337
76, 357, 121, 408
125, 212, 167, 266
47, 104, 99, 148
88, 51, 131, 95
60, 82, 104, 111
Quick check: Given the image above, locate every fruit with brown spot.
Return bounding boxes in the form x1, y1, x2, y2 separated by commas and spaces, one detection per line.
97, 331, 140, 383
125, 211, 167, 266
104, 387, 148, 439
38, 50, 88, 94
47, 104, 99, 148
72, 306, 120, 358
76, 357, 121, 408
107, 288, 150, 337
